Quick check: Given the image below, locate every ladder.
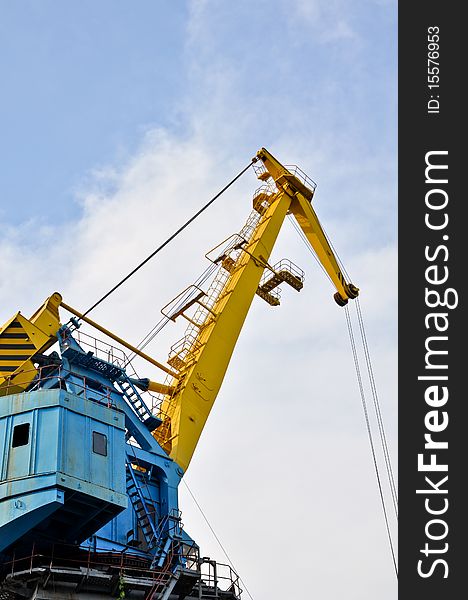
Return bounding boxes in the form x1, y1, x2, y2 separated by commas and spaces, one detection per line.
117, 377, 160, 431
150, 509, 182, 569
125, 460, 159, 550
146, 570, 180, 600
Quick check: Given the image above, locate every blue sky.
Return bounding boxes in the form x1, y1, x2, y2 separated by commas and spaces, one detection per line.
1, 1, 396, 235
1, 1, 188, 223
1, 2, 397, 598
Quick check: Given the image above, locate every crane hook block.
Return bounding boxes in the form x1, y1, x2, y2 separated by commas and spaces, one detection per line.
333, 283, 359, 306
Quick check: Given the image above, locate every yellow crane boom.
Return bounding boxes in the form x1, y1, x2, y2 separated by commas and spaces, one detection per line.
153, 148, 358, 471
0, 148, 358, 475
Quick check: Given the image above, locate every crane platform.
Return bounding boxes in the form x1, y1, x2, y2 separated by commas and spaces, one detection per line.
0, 544, 241, 600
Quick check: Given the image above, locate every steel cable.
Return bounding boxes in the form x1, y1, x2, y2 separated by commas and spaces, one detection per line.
182, 479, 255, 600
300, 217, 398, 517
355, 298, 398, 517
81, 160, 256, 318
345, 306, 398, 578
124, 262, 219, 365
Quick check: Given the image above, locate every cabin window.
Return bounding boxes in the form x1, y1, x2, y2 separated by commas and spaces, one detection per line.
92, 431, 107, 456
12, 423, 30, 447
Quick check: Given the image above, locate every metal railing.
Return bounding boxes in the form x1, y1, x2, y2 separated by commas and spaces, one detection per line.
284, 164, 317, 191
2, 538, 200, 589
198, 558, 242, 598
166, 194, 270, 376
2, 364, 116, 408
259, 258, 305, 288
253, 160, 317, 195
2, 539, 241, 599
3, 535, 200, 571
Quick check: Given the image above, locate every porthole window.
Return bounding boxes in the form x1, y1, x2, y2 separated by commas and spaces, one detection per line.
12, 423, 30, 448
92, 431, 107, 456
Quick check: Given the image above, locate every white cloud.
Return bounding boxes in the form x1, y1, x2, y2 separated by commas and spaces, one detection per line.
289, 0, 358, 42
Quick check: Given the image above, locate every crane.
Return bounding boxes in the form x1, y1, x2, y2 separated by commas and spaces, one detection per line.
0, 148, 358, 600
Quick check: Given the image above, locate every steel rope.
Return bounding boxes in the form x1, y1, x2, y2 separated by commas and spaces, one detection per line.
345, 306, 398, 578
182, 479, 255, 600
355, 298, 399, 517
319, 223, 399, 517
81, 160, 256, 318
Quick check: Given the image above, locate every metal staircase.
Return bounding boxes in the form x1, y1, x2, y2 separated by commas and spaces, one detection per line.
125, 460, 159, 550
117, 377, 161, 431
163, 190, 273, 375
125, 456, 182, 572
146, 570, 180, 600
150, 509, 183, 569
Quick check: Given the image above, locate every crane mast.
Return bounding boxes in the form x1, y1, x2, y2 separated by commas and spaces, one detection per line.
153, 147, 358, 472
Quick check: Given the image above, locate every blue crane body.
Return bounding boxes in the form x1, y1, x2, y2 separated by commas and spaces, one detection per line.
0, 322, 191, 563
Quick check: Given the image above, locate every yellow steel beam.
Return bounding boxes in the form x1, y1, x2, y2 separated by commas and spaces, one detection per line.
155, 188, 293, 471
155, 147, 358, 471
257, 147, 359, 304
60, 301, 179, 380
289, 193, 356, 303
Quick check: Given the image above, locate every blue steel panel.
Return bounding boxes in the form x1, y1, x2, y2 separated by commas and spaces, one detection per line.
0, 388, 127, 552
0, 488, 64, 552
6, 413, 33, 480
90, 423, 113, 489
61, 409, 87, 481
89, 504, 136, 549
0, 417, 8, 480
34, 406, 59, 474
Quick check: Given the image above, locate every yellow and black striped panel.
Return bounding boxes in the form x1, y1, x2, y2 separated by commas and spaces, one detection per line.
0, 311, 52, 392
0, 317, 37, 377
0, 359, 36, 396
0, 295, 62, 396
